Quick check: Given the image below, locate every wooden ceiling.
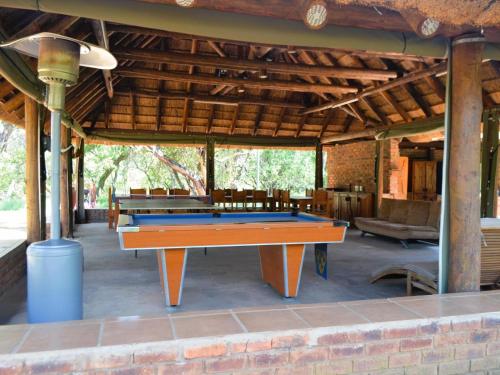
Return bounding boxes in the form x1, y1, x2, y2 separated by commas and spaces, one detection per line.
0, 3, 499, 144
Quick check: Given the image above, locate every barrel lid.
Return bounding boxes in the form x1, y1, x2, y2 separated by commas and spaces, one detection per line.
27, 239, 82, 257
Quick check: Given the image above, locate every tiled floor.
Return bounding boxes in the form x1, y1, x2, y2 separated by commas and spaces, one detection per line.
0, 223, 439, 324
2, 291, 500, 355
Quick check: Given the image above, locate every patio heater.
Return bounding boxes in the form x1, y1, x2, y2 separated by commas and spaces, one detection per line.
0, 33, 117, 323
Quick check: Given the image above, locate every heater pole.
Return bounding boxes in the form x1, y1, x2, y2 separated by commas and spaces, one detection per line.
50, 110, 62, 240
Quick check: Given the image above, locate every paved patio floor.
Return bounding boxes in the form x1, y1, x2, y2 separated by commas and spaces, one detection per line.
0, 223, 438, 324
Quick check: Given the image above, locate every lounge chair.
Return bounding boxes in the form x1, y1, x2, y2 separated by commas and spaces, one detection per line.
370, 262, 438, 296
372, 219, 500, 295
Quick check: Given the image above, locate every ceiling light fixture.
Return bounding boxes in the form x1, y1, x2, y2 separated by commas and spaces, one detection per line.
237, 86, 245, 93
259, 69, 268, 79
304, 0, 328, 30
175, 0, 196, 7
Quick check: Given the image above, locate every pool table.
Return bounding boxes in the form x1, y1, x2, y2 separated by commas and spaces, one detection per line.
117, 212, 347, 306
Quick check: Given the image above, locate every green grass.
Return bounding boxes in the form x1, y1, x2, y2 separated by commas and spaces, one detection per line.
0, 198, 25, 211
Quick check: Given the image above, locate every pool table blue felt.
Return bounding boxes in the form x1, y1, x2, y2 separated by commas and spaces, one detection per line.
123, 211, 331, 227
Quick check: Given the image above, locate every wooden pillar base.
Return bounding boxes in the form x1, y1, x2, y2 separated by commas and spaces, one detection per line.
157, 248, 188, 306
259, 244, 305, 297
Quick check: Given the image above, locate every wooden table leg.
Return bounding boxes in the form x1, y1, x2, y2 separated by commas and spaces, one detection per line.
156, 248, 188, 306
258, 244, 305, 297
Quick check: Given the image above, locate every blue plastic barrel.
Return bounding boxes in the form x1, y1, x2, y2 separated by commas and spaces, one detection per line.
27, 238, 83, 323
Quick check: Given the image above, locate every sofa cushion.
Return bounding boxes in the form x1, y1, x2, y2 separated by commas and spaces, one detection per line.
405, 225, 439, 233
378, 199, 392, 220
405, 201, 430, 226
426, 201, 441, 229
388, 200, 409, 224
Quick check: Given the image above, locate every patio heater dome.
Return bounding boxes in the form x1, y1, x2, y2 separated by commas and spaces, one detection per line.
0, 32, 117, 110
0, 32, 116, 323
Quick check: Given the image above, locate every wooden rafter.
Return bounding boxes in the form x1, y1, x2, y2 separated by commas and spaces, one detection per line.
113, 47, 397, 81
182, 39, 198, 133
301, 62, 447, 115
206, 105, 215, 134
360, 97, 390, 125
379, 90, 412, 122
319, 109, 335, 138
381, 59, 433, 119
404, 83, 433, 117
156, 39, 166, 131
113, 89, 305, 109
252, 91, 268, 136
116, 67, 358, 95
295, 115, 307, 138
230, 105, 240, 135
91, 20, 113, 98
104, 98, 111, 129
342, 116, 355, 133
273, 107, 287, 137
129, 90, 135, 129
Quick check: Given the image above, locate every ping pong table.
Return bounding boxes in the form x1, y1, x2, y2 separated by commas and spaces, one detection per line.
117, 211, 348, 306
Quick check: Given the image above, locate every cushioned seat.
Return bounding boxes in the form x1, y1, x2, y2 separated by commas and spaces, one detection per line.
355, 198, 440, 246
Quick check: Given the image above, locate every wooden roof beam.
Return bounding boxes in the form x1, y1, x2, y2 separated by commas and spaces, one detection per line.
116, 67, 358, 95
301, 61, 447, 115
113, 89, 305, 108
113, 47, 397, 81
130, 90, 135, 129
379, 90, 412, 122
360, 97, 390, 125
182, 39, 198, 133
295, 115, 307, 138
206, 104, 215, 134
403, 83, 433, 117
207, 41, 229, 95
273, 107, 287, 137
230, 105, 240, 135
319, 109, 335, 138
91, 20, 114, 98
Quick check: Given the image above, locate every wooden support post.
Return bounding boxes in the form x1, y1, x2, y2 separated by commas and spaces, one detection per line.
375, 140, 385, 213
448, 35, 484, 293
60, 125, 70, 238
480, 111, 499, 218
206, 139, 215, 194
25, 97, 40, 243
77, 138, 85, 224
315, 143, 324, 190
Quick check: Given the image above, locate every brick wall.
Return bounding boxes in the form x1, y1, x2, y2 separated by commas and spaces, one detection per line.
85, 209, 108, 223
326, 139, 400, 195
0, 240, 26, 298
3, 310, 500, 374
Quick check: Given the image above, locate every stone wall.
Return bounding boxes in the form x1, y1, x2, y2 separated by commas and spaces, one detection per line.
326, 139, 401, 195
0, 240, 26, 298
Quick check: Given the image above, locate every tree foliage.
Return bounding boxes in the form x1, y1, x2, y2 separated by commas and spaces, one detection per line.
0, 122, 25, 209
0, 121, 320, 211
84, 145, 317, 207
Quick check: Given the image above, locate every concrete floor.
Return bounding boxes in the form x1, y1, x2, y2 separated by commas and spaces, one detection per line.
0, 223, 438, 324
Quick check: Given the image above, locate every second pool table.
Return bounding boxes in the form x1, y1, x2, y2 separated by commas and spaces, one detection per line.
117, 212, 347, 306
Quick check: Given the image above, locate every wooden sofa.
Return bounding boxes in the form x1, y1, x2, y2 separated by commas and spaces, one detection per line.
354, 198, 440, 247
